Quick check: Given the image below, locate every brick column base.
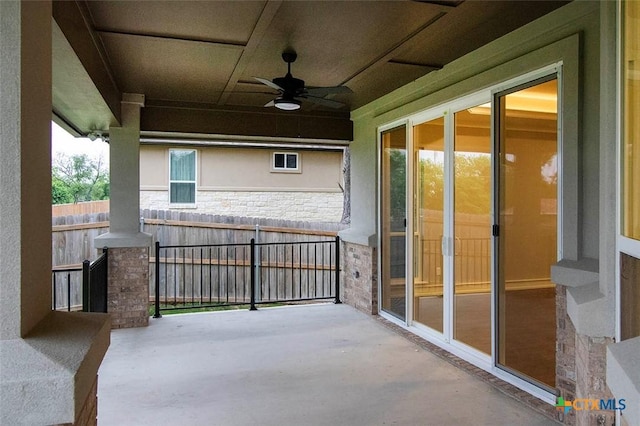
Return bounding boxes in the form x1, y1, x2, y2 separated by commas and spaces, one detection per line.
341, 241, 377, 314
557, 286, 617, 425
557, 286, 577, 425
108, 246, 149, 328
575, 334, 615, 425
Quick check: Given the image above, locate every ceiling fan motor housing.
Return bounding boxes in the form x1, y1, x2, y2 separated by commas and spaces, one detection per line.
273, 75, 305, 96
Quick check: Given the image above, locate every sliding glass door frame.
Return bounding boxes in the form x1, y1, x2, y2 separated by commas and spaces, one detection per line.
377, 63, 563, 403
408, 92, 493, 360
493, 73, 561, 393
378, 120, 410, 321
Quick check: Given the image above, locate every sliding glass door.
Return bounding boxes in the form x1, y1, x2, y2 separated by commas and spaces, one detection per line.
495, 77, 558, 389
413, 117, 445, 332
381, 125, 407, 320
379, 70, 559, 393
453, 108, 492, 355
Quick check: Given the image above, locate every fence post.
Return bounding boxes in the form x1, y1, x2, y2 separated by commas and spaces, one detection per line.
153, 241, 162, 318
82, 259, 90, 312
250, 238, 257, 311
334, 236, 342, 304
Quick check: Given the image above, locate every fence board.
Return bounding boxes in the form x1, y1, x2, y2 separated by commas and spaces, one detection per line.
52, 200, 109, 217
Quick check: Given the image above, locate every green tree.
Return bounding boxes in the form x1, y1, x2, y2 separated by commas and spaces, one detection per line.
454, 154, 491, 215
52, 154, 109, 204
417, 153, 491, 215
52, 176, 73, 204
389, 149, 406, 230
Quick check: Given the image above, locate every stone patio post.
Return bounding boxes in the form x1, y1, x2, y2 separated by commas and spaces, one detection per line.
95, 94, 152, 329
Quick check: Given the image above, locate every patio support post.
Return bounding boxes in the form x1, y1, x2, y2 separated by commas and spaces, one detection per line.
0, 2, 110, 424
95, 93, 152, 329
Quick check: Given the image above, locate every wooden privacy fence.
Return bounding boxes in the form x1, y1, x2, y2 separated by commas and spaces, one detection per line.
52, 200, 109, 217
52, 209, 346, 307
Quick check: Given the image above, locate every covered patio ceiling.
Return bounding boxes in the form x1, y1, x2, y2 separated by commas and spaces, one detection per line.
52, 0, 569, 141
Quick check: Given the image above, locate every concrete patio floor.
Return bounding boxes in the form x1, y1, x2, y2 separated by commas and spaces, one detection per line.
98, 303, 558, 426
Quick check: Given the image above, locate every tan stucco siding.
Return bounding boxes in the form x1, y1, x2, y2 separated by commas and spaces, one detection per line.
139, 145, 167, 187
140, 145, 343, 191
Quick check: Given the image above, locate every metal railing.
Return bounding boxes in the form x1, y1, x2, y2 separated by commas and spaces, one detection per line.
51, 249, 108, 312
52, 266, 83, 311
153, 237, 341, 317
414, 238, 490, 285
83, 249, 108, 312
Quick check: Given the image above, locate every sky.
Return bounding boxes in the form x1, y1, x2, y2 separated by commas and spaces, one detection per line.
51, 121, 110, 166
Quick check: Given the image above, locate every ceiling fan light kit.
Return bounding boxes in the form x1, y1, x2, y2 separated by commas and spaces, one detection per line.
255, 50, 352, 111
274, 97, 302, 111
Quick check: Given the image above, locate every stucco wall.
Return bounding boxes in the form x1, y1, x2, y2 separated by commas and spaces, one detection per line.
345, 0, 612, 331
141, 190, 343, 222
140, 145, 344, 191
343, 0, 625, 410
346, 1, 601, 254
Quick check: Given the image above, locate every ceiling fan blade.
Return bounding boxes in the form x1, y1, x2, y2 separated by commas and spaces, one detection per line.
264, 100, 276, 107
301, 95, 346, 109
306, 86, 353, 96
254, 77, 284, 92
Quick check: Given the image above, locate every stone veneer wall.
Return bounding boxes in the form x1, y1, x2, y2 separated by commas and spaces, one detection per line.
141, 190, 343, 222
108, 247, 149, 329
557, 285, 577, 425
575, 334, 616, 425
341, 241, 377, 315
557, 286, 617, 425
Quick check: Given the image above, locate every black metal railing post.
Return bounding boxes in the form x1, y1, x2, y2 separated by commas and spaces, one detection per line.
154, 241, 162, 318
334, 236, 341, 304
82, 259, 91, 312
100, 248, 108, 312
67, 272, 72, 312
53, 274, 58, 311
250, 238, 257, 311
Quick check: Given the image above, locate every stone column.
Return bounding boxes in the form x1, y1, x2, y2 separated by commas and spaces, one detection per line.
339, 231, 378, 315
0, 2, 110, 424
95, 94, 152, 328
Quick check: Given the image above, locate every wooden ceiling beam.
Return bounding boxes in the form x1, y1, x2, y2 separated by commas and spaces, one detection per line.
141, 102, 352, 142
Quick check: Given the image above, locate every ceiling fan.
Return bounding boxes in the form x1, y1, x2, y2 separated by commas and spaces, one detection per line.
254, 50, 352, 111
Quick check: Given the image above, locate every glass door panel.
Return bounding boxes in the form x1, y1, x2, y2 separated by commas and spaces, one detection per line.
623, 0, 640, 239
413, 117, 445, 332
381, 126, 407, 320
453, 108, 491, 354
496, 78, 558, 389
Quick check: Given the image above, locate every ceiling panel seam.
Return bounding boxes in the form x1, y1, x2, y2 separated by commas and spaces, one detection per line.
94, 29, 246, 49
218, 0, 283, 105
340, 11, 447, 88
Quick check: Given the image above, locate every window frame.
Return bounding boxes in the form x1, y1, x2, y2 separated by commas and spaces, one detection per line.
271, 152, 301, 173
168, 148, 197, 206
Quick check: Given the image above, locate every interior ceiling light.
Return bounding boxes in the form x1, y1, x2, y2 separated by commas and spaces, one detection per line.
274, 97, 301, 111
467, 91, 557, 116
